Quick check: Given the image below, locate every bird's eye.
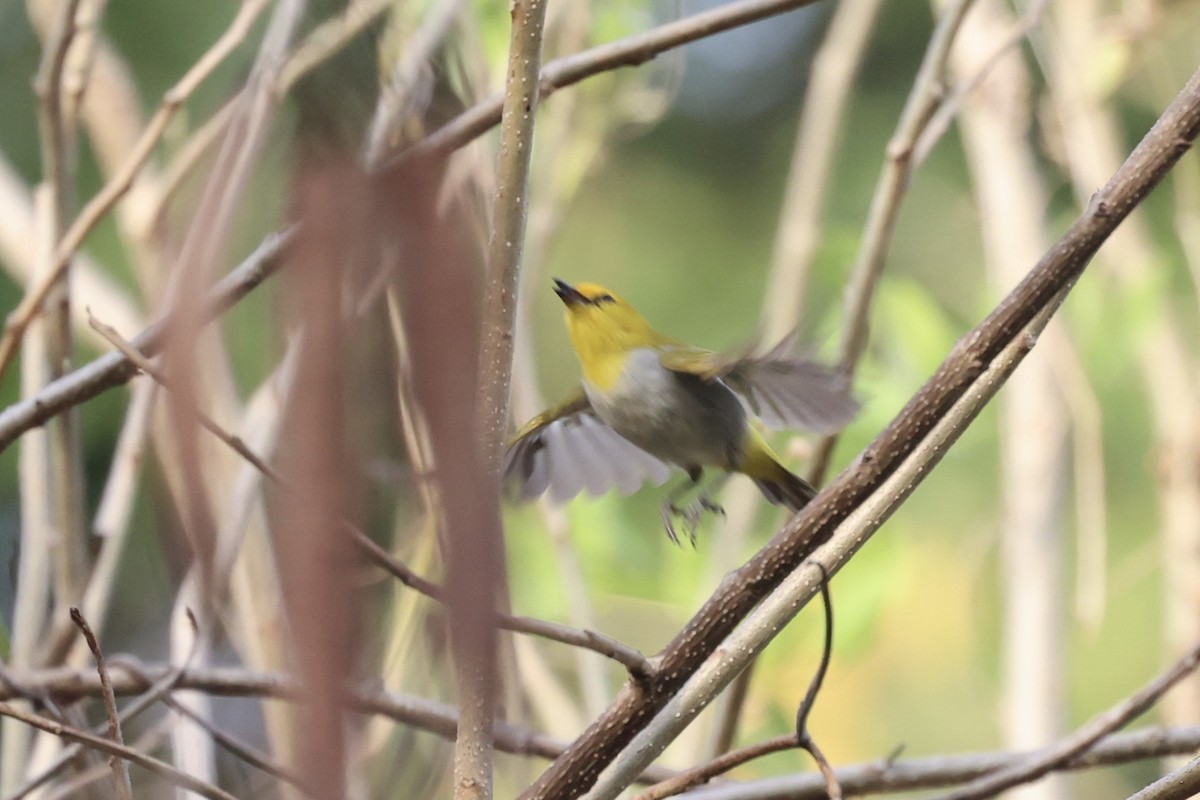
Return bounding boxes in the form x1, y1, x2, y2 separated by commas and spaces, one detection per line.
594, 294, 615, 304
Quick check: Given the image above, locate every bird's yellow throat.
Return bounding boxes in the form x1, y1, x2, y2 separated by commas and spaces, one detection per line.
560, 283, 668, 392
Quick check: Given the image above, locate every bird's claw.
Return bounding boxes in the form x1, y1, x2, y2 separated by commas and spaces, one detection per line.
660, 494, 724, 546
698, 495, 725, 517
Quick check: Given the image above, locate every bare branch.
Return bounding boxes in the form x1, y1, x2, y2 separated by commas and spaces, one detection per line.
10, 611, 200, 800
87, 311, 284, 483
352, 527, 654, 680
679, 726, 1200, 799
5, 661, 1200, 797
397, 0, 827, 165
161, 694, 315, 798
0, 702, 237, 800
68, 609, 132, 800
928, 639, 1200, 800
0, 226, 291, 455
637, 735, 798, 800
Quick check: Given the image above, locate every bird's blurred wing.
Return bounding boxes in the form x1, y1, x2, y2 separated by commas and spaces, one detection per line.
503, 390, 672, 503
659, 339, 859, 434
657, 343, 735, 380
724, 356, 859, 433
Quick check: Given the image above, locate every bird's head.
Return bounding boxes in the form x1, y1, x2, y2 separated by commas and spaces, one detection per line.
553, 278, 661, 368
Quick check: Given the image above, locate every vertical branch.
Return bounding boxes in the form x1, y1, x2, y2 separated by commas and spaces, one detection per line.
453, 2, 550, 797
32, 0, 88, 635
69, 609, 133, 800
1036, 0, 1200, 743
761, 0, 887, 342
7, 2, 84, 791
273, 157, 367, 800
384, 156, 501, 800
476, 0, 551, 469
946, 3, 1068, 799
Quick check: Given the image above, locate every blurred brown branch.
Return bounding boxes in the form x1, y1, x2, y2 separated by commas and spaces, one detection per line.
353, 527, 654, 679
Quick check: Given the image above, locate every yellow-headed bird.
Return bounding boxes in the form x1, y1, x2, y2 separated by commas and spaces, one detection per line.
504, 279, 859, 541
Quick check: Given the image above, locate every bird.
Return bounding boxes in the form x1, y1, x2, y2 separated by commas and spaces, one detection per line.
503, 278, 859, 543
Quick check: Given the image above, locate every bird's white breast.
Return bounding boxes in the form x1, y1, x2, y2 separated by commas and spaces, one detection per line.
583, 348, 746, 469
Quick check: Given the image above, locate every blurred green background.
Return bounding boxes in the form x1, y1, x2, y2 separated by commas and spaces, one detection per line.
1, 0, 1199, 797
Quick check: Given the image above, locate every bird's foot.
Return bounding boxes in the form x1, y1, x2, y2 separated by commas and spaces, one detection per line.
698, 494, 725, 517
660, 494, 725, 547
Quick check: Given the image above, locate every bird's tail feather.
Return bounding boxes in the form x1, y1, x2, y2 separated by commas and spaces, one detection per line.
741, 428, 818, 512
751, 467, 817, 512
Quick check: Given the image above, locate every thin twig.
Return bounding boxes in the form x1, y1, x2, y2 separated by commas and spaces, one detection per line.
806, 0, 979, 485
86, 310, 284, 483
161, 695, 316, 798
926, 639, 1200, 800
796, 568, 841, 800
395, 0, 827, 165
677, 726, 1200, 799
633, 570, 838, 800
68, 609, 131, 800
351, 527, 654, 681
32, 0, 81, 213
911, 0, 1049, 165
0, 702, 237, 800
636, 735, 798, 800
8, 609, 202, 800
0, 226, 292, 455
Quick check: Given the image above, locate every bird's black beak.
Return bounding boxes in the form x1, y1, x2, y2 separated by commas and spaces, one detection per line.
553, 278, 586, 307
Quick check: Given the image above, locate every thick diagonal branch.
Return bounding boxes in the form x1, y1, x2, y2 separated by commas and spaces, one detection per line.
520, 64, 1200, 800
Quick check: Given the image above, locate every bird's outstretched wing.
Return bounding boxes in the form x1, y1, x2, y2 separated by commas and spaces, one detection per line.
503, 390, 672, 503
659, 339, 859, 434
